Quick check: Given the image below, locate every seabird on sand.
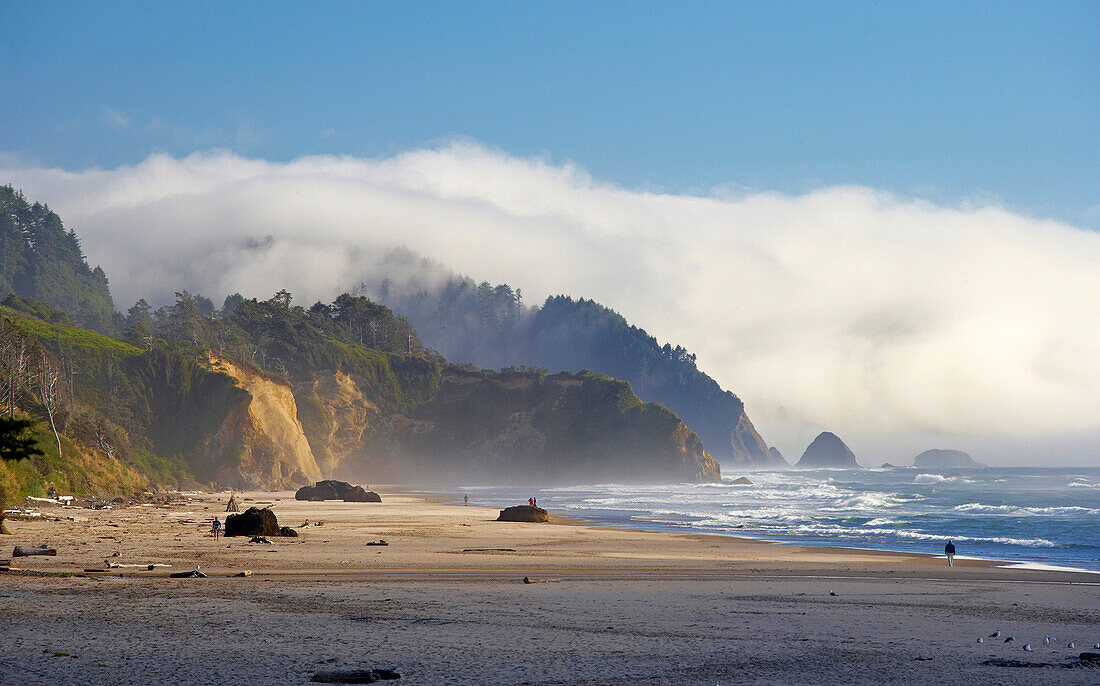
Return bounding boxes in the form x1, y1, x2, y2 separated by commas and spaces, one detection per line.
1004, 637, 1015, 643
829, 591, 837, 596
1023, 644, 1032, 651
976, 638, 983, 643
1094, 642, 1100, 649
989, 631, 1000, 638
1068, 642, 1074, 648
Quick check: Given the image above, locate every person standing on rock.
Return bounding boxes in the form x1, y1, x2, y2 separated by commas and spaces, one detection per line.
529, 497, 534, 507
945, 540, 955, 566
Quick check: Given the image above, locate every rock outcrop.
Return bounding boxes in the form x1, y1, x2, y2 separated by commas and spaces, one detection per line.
295, 480, 381, 502
224, 506, 298, 537
497, 505, 549, 523
768, 447, 786, 465
913, 449, 986, 468
730, 476, 753, 485
796, 432, 860, 468
203, 357, 323, 489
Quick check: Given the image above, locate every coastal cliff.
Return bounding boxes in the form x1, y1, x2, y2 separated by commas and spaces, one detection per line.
381, 368, 720, 484
203, 357, 323, 489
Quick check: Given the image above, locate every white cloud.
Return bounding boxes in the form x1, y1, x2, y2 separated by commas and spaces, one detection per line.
3, 143, 1099, 463
101, 109, 131, 129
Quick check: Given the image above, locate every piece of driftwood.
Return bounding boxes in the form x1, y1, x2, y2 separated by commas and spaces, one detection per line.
463, 548, 515, 552
13, 545, 57, 557
311, 668, 400, 683
169, 570, 207, 578
523, 577, 561, 584
234, 570, 252, 577
365, 540, 388, 546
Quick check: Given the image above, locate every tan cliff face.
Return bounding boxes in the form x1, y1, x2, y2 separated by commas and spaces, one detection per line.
206, 356, 323, 488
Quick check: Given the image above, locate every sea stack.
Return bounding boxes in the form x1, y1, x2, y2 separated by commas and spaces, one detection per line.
796, 432, 860, 468
912, 449, 986, 468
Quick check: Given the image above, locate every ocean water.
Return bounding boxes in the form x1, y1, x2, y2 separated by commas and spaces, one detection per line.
457, 467, 1100, 572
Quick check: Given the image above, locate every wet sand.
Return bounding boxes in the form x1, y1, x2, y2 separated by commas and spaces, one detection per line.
1, 490, 1098, 684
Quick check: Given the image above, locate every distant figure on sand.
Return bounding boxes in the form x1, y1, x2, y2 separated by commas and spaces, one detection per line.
945, 540, 955, 566
212, 517, 222, 540
464, 494, 468, 506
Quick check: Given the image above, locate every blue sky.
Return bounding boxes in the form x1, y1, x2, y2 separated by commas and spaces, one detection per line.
1, 1, 1097, 225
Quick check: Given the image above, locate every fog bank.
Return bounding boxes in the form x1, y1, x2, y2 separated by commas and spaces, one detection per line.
3, 144, 1099, 464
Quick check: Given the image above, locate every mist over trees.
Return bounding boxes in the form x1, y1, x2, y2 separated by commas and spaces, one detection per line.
370, 276, 779, 464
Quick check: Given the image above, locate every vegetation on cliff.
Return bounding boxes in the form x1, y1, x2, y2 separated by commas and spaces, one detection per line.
372, 274, 781, 465
0, 186, 117, 333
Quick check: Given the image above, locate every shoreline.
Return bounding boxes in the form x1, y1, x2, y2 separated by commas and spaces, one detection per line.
3, 488, 1098, 584
401, 487, 1100, 580
3, 489, 1100, 685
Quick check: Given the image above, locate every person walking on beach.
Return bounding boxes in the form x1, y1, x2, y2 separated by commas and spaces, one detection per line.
464, 493, 468, 506
945, 540, 955, 566
212, 517, 222, 540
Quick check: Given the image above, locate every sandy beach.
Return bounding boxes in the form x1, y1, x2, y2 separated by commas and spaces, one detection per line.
2, 490, 1098, 685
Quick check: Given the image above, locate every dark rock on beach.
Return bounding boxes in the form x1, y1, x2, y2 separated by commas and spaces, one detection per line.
225, 507, 296, 537
730, 476, 753, 485
296, 480, 381, 503
796, 432, 860, 468
497, 505, 549, 523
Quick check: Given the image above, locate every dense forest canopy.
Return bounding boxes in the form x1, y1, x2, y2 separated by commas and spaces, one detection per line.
0, 185, 117, 333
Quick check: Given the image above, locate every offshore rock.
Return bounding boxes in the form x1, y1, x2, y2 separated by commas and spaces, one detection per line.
913, 449, 986, 468
796, 432, 860, 468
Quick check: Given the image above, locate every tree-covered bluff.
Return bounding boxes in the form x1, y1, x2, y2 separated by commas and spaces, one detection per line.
372, 272, 783, 466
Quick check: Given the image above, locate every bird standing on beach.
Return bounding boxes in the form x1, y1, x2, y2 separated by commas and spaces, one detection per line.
989, 631, 1000, 638
1023, 644, 1032, 651
1004, 636, 1014, 643
976, 637, 983, 643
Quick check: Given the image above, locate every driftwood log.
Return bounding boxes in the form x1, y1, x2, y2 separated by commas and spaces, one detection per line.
311, 668, 400, 683
13, 545, 57, 557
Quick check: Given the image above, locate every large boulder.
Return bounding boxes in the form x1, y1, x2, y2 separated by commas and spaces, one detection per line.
912, 449, 986, 468
497, 505, 549, 523
796, 432, 860, 468
296, 480, 381, 502
225, 507, 296, 537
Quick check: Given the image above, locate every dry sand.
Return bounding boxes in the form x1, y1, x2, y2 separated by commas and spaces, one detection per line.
1, 490, 1098, 685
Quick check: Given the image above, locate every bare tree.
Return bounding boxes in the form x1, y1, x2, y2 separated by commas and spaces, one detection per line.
0, 330, 28, 418
39, 351, 62, 459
